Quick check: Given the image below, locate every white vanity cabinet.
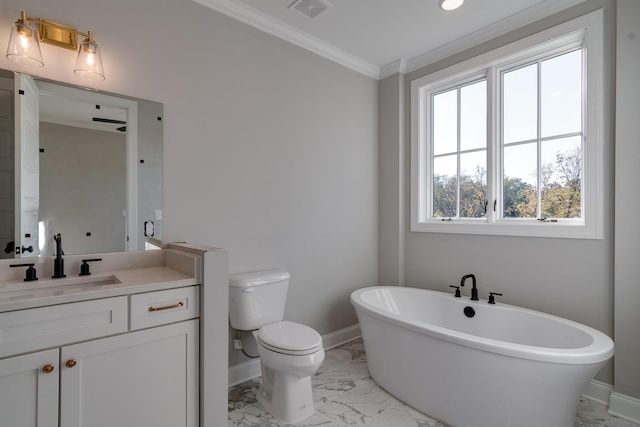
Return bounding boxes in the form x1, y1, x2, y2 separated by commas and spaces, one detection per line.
60, 319, 198, 427
0, 286, 200, 427
0, 349, 59, 427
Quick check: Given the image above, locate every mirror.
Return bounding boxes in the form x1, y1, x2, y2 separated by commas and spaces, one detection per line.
0, 69, 162, 259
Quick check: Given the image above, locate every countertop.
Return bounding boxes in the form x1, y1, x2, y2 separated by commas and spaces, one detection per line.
0, 266, 198, 312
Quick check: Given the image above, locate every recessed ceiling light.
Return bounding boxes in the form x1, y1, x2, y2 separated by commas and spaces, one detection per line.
439, 0, 464, 11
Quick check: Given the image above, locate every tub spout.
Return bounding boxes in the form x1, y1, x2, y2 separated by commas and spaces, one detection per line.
460, 274, 479, 301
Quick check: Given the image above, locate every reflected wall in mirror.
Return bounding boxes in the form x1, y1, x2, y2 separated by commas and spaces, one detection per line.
0, 69, 163, 259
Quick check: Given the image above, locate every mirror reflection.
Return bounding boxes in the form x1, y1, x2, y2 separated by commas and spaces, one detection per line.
0, 69, 163, 259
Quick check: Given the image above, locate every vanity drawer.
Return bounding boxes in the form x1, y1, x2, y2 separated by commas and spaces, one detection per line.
129, 286, 199, 330
0, 296, 128, 358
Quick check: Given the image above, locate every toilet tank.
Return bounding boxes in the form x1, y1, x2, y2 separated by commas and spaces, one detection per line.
229, 269, 290, 331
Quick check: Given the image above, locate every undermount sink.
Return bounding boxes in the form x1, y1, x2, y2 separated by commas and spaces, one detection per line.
0, 275, 121, 300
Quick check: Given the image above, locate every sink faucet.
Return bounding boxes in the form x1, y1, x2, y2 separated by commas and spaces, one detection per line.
52, 233, 66, 279
460, 274, 479, 301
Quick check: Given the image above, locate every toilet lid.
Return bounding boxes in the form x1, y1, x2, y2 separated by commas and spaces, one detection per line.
258, 321, 323, 355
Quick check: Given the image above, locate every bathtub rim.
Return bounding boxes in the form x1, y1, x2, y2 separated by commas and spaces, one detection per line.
351, 286, 614, 365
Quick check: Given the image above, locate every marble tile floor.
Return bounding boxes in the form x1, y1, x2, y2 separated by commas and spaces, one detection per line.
228, 339, 639, 427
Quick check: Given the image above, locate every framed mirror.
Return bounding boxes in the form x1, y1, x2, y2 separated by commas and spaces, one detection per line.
0, 69, 162, 259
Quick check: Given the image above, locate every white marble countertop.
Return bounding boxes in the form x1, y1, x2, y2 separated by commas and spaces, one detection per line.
0, 266, 198, 312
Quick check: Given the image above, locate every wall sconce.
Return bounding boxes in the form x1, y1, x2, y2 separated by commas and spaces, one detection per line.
6, 11, 105, 81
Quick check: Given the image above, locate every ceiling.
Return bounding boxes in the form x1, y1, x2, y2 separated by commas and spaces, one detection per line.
194, 0, 585, 79
39, 89, 127, 134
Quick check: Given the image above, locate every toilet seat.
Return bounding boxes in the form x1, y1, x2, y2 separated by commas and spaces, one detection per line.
258, 321, 323, 356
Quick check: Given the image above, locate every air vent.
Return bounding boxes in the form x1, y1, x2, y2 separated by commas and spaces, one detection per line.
289, 0, 332, 20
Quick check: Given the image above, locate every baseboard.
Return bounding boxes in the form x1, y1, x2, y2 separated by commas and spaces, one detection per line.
228, 324, 361, 387
228, 359, 261, 387
609, 392, 640, 424
321, 324, 362, 350
582, 380, 613, 405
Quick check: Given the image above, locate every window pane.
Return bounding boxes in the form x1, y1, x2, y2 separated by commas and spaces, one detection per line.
541, 50, 582, 138
460, 80, 486, 151
503, 143, 537, 218
503, 64, 537, 144
433, 155, 457, 218
541, 136, 581, 218
433, 89, 457, 155
460, 151, 487, 218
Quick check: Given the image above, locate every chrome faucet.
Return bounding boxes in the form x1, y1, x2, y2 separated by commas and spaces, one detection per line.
460, 274, 479, 301
52, 233, 66, 279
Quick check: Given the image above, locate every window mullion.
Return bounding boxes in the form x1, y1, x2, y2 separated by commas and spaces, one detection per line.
487, 66, 497, 224
456, 86, 461, 219
536, 60, 543, 219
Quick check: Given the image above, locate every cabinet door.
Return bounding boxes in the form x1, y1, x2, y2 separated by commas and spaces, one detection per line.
0, 349, 59, 427
60, 320, 198, 427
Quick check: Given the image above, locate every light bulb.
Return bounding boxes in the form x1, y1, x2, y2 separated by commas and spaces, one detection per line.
19, 33, 30, 50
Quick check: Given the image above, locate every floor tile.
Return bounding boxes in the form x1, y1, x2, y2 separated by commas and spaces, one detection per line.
229, 378, 262, 412
604, 415, 640, 427
317, 379, 400, 425
365, 404, 446, 427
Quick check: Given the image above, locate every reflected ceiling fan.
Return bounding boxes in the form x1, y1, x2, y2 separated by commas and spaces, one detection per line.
92, 105, 126, 132
92, 117, 126, 132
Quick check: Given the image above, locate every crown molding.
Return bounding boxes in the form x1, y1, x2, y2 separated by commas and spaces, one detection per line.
192, 0, 380, 79
379, 58, 407, 80
193, 0, 586, 81
405, 0, 587, 75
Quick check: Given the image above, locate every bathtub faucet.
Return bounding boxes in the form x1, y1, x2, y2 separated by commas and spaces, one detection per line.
460, 274, 479, 301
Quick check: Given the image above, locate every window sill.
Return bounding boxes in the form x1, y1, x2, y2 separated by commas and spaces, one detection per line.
411, 219, 602, 239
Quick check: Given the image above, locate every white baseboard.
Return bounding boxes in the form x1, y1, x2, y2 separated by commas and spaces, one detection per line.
583, 380, 613, 405
609, 392, 640, 424
228, 358, 261, 387
321, 324, 361, 350
228, 324, 361, 387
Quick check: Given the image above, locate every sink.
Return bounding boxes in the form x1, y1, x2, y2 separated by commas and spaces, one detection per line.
0, 275, 121, 300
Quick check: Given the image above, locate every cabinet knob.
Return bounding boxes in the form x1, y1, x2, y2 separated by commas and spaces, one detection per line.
42, 364, 55, 374
66, 359, 77, 368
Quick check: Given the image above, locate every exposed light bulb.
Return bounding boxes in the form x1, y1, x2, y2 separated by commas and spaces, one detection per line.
74, 34, 105, 81
439, 0, 464, 11
6, 13, 44, 67
19, 33, 30, 50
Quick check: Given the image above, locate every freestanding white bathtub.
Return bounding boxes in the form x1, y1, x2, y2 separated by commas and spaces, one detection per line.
351, 286, 614, 427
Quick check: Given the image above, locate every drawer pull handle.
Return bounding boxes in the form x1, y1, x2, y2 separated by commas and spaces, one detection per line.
148, 301, 184, 312
66, 359, 77, 368
42, 364, 55, 374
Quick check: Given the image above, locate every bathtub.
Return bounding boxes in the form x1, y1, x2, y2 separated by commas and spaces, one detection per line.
351, 286, 614, 427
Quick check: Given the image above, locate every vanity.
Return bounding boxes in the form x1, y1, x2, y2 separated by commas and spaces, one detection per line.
0, 243, 229, 427
0, 68, 228, 426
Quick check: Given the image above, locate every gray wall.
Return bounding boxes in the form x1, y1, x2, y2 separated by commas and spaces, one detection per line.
614, 0, 640, 400
378, 73, 405, 287
0, 0, 378, 366
379, 0, 617, 387
39, 122, 126, 255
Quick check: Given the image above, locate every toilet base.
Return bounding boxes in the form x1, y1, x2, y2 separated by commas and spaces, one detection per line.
256, 369, 315, 424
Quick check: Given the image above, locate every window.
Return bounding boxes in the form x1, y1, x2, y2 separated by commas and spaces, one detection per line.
411, 10, 604, 239
432, 79, 487, 220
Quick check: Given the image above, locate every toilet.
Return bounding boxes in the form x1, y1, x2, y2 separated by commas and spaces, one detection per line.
228, 269, 325, 424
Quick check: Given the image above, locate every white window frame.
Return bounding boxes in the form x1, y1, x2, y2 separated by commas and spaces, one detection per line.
411, 9, 604, 239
